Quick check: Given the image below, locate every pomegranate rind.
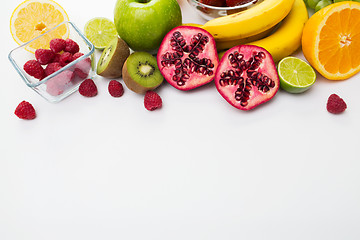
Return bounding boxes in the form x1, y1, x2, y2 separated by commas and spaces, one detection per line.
214, 45, 279, 110
157, 26, 219, 91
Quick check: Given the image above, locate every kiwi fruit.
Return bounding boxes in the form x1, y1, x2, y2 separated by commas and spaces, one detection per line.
97, 37, 130, 78
122, 52, 163, 94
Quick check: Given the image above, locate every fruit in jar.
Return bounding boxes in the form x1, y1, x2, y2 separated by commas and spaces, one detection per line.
157, 26, 219, 91
202, 0, 294, 41
302, 1, 360, 80
97, 37, 130, 78
23, 60, 45, 80
114, 0, 182, 52
214, 45, 279, 110
122, 52, 164, 94
10, 0, 69, 52
22, 37, 92, 96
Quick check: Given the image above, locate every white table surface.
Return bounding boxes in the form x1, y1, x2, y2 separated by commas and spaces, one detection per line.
1, 0, 360, 239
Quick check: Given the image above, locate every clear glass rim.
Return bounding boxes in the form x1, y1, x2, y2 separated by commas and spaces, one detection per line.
8, 21, 95, 88
187, 0, 260, 10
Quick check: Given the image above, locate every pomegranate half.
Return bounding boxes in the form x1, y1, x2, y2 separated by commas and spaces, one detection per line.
214, 45, 279, 110
157, 26, 219, 91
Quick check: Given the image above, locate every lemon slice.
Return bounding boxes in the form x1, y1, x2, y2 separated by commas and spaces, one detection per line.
84, 17, 118, 50
10, 0, 69, 52
277, 56, 316, 93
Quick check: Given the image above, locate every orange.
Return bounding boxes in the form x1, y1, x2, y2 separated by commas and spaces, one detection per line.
10, 0, 69, 52
302, 1, 360, 80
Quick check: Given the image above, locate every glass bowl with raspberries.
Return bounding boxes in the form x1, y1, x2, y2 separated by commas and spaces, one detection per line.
8, 21, 95, 103
187, 0, 263, 20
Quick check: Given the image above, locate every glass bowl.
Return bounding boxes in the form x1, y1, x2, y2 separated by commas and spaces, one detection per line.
8, 21, 95, 103
187, 0, 263, 21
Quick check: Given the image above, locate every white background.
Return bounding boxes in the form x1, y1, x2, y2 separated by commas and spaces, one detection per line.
1, 0, 360, 239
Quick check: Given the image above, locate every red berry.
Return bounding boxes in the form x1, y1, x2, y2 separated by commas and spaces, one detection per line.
72, 52, 84, 60
79, 79, 97, 97
59, 52, 73, 66
144, 91, 162, 111
44, 62, 62, 76
65, 38, 80, 54
51, 53, 61, 63
327, 94, 347, 114
14, 101, 36, 120
50, 38, 66, 53
199, 0, 226, 7
23, 60, 45, 80
35, 49, 55, 65
73, 58, 91, 80
108, 80, 124, 97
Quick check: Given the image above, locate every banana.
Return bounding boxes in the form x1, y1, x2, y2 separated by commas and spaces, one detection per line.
215, 25, 276, 51
202, 0, 295, 41
247, 0, 308, 62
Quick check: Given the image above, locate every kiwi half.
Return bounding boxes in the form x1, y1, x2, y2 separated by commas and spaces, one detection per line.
97, 37, 130, 78
122, 52, 163, 94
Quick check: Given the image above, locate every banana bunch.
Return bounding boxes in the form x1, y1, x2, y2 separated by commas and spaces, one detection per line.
202, 0, 309, 63
202, 0, 295, 41
244, 0, 309, 62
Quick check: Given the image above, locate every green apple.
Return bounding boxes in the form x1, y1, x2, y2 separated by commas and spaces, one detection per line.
114, 0, 182, 52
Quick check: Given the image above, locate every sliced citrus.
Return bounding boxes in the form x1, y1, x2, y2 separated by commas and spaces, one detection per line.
302, 1, 360, 80
84, 17, 118, 50
10, 0, 69, 52
278, 57, 316, 93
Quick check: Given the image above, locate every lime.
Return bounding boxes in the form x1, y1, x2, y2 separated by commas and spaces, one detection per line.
84, 17, 118, 50
277, 56, 316, 93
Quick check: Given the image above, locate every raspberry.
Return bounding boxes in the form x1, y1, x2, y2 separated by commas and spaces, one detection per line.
65, 38, 79, 54
144, 91, 162, 111
50, 38, 66, 53
72, 52, 84, 60
44, 62, 62, 76
327, 94, 347, 114
51, 53, 61, 63
14, 101, 36, 120
79, 79, 97, 97
35, 49, 55, 65
52, 53, 61, 63
23, 60, 45, 80
73, 68, 88, 80
108, 80, 124, 97
73, 58, 91, 81
59, 52, 73, 66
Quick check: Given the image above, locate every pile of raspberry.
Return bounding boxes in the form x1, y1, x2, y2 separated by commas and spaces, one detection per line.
23, 38, 84, 80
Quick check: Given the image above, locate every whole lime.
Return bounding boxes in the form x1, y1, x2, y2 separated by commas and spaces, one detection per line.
114, 0, 182, 52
